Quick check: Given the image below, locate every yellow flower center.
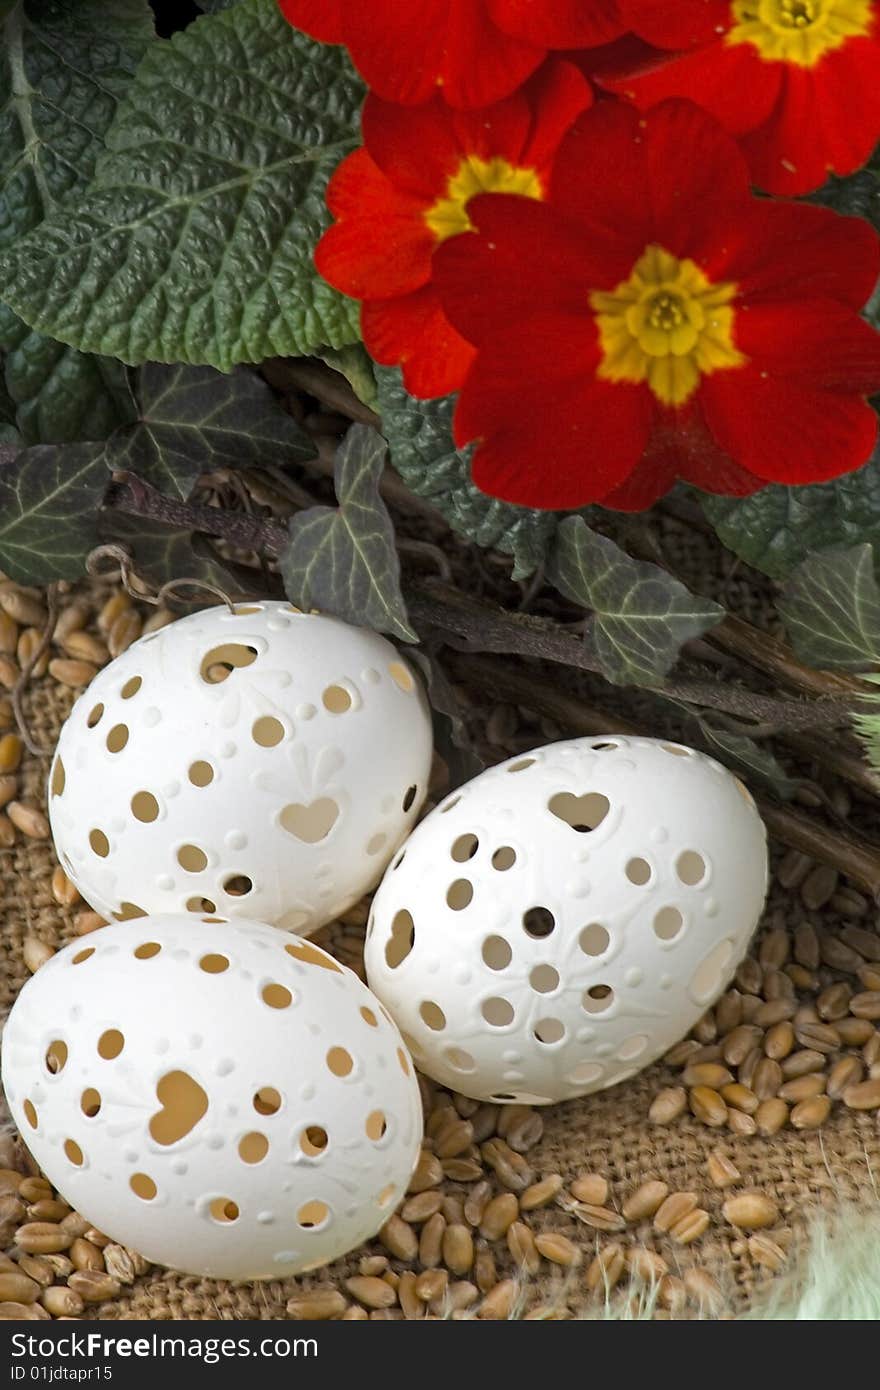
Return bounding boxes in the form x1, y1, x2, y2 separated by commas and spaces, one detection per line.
424, 155, 543, 243
727, 0, 872, 66
590, 245, 746, 407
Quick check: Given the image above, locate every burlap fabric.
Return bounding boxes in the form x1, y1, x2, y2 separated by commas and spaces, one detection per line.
3, 615, 880, 1321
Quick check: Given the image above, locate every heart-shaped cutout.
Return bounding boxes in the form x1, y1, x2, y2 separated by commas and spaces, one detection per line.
149, 1070, 208, 1146
548, 791, 610, 833
280, 797, 339, 844
285, 940, 342, 973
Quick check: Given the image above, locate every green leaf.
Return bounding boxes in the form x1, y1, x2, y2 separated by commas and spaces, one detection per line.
778, 542, 880, 670
547, 515, 724, 686
665, 701, 798, 800
0, 1, 363, 370
0, 440, 108, 582
375, 366, 560, 580
97, 508, 246, 594
702, 454, 880, 579
0, 308, 136, 445
318, 345, 378, 410
106, 363, 314, 500
281, 423, 416, 642
0, 0, 154, 441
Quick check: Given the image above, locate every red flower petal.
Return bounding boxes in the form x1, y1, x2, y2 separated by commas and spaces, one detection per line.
566, 34, 670, 81
740, 46, 880, 196
317, 150, 434, 300
701, 367, 879, 485
730, 200, 880, 309
343, 0, 544, 108
362, 93, 519, 197
453, 313, 653, 507
433, 194, 633, 345
736, 301, 880, 393
601, 404, 763, 510
361, 289, 476, 399
488, 0, 624, 47
518, 59, 594, 169
607, 40, 780, 137
618, 0, 731, 49
277, 0, 344, 42
547, 101, 653, 256
644, 100, 752, 264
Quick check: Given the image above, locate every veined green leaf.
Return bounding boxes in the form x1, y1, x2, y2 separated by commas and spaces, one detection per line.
0, 1, 363, 369
281, 424, 415, 642
0, 0, 153, 441
778, 542, 880, 670
547, 516, 723, 686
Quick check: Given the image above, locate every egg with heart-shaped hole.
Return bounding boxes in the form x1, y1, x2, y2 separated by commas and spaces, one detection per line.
364, 736, 768, 1104
1, 915, 422, 1279
48, 601, 432, 935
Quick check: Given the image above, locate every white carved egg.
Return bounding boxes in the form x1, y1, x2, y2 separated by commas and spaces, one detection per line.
1, 915, 422, 1279
48, 602, 432, 934
364, 736, 768, 1104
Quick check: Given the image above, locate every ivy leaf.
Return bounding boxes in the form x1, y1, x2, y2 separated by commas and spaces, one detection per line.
0, 1, 363, 369
663, 699, 798, 800
778, 543, 880, 670
0, 0, 154, 442
281, 424, 415, 642
0, 440, 109, 582
97, 509, 247, 594
375, 366, 560, 580
106, 363, 314, 500
547, 516, 723, 686
701, 453, 880, 579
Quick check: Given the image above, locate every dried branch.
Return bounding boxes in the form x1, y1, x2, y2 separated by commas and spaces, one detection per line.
104, 480, 858, 734
447, 651, 880, 899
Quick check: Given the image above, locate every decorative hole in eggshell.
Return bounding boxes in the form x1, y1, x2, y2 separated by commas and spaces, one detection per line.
45, 1041, 67, 1075
451, 834, 478, 863
131, 1173, 157, 1201
238, 1133, 269, 1165
482, 936, 512, 971
47, 604, 432, 935
364, 735, 768, 1103
583, 985, 614, 1014
446, 880, 473, 911
1, 916, 422, 1279
64, 1139, 84, 1166
548, 791, 609, 833
97, 1030, 124, 1060
114, 902, 148, 921
149, 1071, 209, 1145
300, 1126, 328, 1157
51, 758, 65, 796
654, 907, 684, 942
279, 799, 338, 844
523, 907, 555, 939
253, 1087, 281, 1116
89, 829, 109, 858
419, 1001, 446, 1032
106, 724, 129, 753
200, 644, 257, 684
80, 1089, 102, 1118
579, 923, 610, 957
131, 792, 159, 824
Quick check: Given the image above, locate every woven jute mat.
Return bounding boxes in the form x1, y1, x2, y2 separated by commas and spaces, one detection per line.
3, 596, 880, 1321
